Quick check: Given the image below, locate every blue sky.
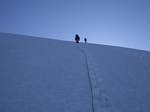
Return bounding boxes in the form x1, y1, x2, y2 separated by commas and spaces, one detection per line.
0, 0, 150, 51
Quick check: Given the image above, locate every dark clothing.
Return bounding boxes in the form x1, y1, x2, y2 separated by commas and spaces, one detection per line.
84, 38, 87, 43
75, 34, 80, 43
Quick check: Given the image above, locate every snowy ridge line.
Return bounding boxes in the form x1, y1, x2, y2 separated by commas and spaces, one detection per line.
77, 45, 113, 112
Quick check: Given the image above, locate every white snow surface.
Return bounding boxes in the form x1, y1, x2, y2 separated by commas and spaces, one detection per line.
0, 33, 150, 112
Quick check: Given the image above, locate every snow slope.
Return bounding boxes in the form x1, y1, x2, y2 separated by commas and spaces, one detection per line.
0, 33, 150, 112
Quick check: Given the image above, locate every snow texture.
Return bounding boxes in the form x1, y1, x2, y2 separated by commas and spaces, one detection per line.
0, 33, 150, 112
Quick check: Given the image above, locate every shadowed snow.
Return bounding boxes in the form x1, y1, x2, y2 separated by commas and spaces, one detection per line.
0, 33, 150, 112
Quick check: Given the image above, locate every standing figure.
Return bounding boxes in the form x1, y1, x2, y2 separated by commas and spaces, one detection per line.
75, 34, 80, 43
84, 38, 87, 43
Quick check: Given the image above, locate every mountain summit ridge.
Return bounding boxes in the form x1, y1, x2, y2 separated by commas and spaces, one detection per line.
0, 33, 150, 112
1, 32, 150, 52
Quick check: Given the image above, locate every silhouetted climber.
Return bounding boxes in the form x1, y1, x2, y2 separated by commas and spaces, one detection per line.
75, 34, 80, 43
84, 38, 87, 43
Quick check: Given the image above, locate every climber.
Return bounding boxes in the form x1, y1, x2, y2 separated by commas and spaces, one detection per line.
75, 34, 80, 43
84, 38, 87, 43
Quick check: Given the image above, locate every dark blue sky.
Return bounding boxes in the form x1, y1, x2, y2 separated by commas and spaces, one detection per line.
0, 0, 150, 51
